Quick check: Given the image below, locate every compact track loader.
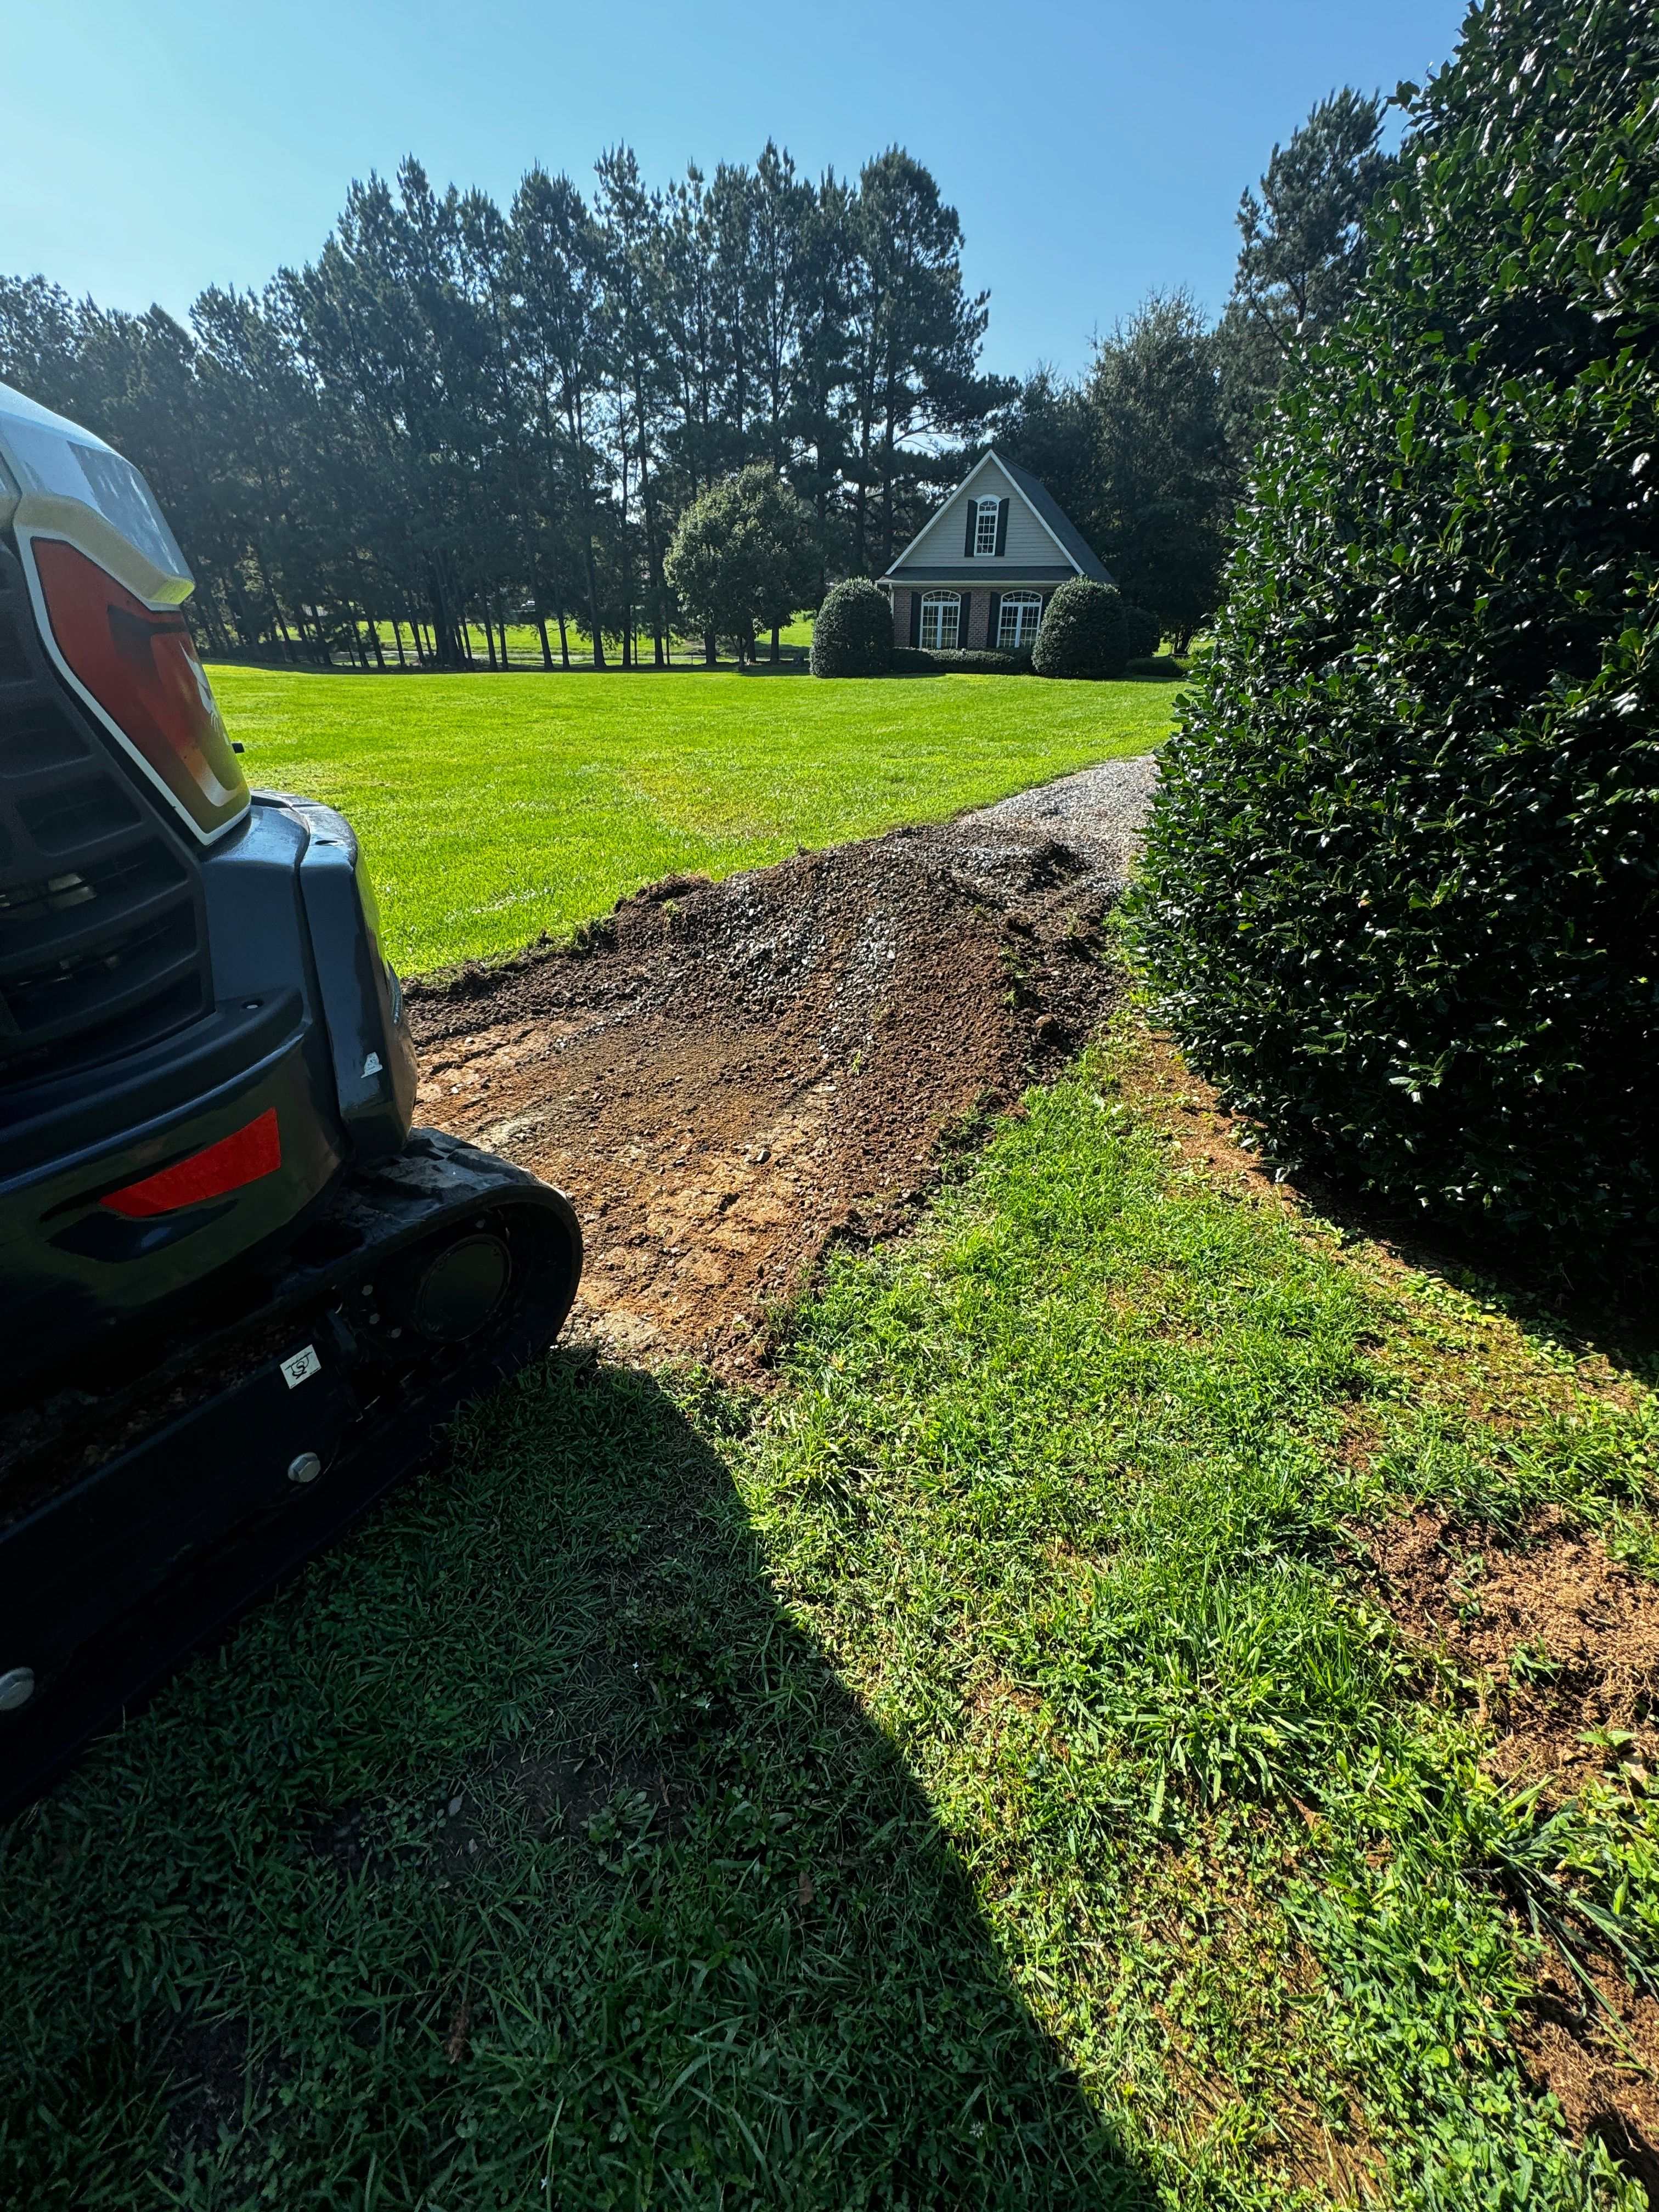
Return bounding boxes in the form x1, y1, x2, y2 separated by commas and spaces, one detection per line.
0, 385, 582, 1819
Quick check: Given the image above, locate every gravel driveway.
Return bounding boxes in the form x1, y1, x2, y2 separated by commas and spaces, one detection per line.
965, 753, 1161, 886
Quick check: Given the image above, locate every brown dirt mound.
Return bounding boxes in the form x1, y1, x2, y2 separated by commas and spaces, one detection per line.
408, 816, 1130, 1372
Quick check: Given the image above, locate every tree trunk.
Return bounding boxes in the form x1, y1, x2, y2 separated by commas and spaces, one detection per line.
537, 612, 553, 671
253, 550, 295, 663
557, 608, 571, 669
770, 624, 780, 663
584, 541, 605, 668
704, 630, 716, 667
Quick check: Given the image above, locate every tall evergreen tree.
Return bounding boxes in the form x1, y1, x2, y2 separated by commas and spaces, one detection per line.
1215, 88, 1396, 442
0, 138, 1000, 659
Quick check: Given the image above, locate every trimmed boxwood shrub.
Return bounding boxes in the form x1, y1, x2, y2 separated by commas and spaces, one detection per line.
1031, 578, 1131, 679
1124, 655, 1187, 681
1130, 0, 1659, 1280
810, 578, 892, 676
889, 646, 1034, 675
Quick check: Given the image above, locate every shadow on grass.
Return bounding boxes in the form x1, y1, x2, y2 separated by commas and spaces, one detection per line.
1282, 1154, 1659, 1390
2, 1349, 1151, 2210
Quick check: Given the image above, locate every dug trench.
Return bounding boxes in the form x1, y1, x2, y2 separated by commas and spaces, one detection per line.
409, 761, 1155, 1375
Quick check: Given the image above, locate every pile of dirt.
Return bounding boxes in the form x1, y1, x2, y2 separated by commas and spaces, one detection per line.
409, 765, 1155, 1372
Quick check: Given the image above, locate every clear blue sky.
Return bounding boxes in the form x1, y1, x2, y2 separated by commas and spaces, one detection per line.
5, 0, 1468, 382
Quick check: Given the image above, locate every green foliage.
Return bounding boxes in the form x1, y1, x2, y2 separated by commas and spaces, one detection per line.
664, 463, 818, 653
809, 576, 893, 676
1133, 0, 1659, 1278
1120, 601, 1161, 659
1032, 577, 1131, 680
1002, 300, 1232, 651
210, 661, 1172, 970
888, 646, 1033, 675
1216, 87, 1397, 440
1124, 654, 1186, 681
1086, 292, 1232, 647
0, 143, 1000, 665
7, 1037, 1659, 2202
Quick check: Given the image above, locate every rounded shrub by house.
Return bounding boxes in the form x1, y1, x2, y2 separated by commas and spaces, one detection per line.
1131, 0, 1659, 1278
810, 578, 893, 676
1031, 578, 1131, 680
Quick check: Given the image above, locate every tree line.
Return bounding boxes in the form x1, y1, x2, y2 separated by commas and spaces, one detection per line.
0, 94, 1396, 666
998, 88, 1396, 647
0, 145, 997, 668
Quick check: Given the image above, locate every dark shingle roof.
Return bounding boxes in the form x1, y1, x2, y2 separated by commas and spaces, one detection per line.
993, 452, 1111, 582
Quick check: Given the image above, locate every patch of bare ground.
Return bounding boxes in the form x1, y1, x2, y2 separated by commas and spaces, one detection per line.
1108, 1019, 1659, 2188
1520, 1954, 1659, 2204
1369, 1508, 1659, 1797
1366, 1508, 1659, 2188
1115, 1021, 1656, 1407
408, 805, 1141, 1374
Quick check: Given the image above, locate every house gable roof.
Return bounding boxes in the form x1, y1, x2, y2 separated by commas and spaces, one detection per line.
996, 454, 1110, 581
881, 448, 1111, 586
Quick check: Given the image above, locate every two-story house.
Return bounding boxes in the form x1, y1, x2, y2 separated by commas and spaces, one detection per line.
879, 449, 1111, 652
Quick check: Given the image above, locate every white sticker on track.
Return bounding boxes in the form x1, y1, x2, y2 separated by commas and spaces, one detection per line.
281, 1345, 323, 1389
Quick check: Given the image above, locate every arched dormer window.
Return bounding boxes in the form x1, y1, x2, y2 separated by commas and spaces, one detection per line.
974, 496, 1000, 556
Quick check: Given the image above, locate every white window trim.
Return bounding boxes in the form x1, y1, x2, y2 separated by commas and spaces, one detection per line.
920, 591, 962, 650
974, 496, 1000, 557
883, 449, 1087, 577
997, 591, 1043, 649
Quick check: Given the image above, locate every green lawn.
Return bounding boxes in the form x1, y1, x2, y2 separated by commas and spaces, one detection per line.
4, 1019, 1654, 2207
208, 664, 1172, 974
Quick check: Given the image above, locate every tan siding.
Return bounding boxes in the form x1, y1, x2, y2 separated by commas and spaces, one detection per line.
890, 458, 1075, 577
970, 459, 1067, 568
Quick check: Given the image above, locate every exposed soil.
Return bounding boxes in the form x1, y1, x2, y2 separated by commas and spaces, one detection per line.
1370, 1507, 1659, 1797
408, 762, 1155, 1374
1366, 1508, 1659, 2189
408, 759, 1659, 2187
1523, 1962, 1659, 2204
1097, 1018, 1659, 2193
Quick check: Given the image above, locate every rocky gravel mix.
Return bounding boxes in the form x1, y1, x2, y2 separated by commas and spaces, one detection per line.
409, 759, 1159, 1372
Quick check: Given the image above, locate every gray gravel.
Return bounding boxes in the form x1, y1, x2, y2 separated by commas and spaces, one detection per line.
963, 753, 1160, 887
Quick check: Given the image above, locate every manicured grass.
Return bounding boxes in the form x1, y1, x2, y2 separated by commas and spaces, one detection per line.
208, 663, 1171, 974
5, 1016, 1656, 2207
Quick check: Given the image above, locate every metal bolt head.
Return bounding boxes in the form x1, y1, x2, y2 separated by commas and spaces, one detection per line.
287, 1452, 323, 1485
0, 1667, 36, 1712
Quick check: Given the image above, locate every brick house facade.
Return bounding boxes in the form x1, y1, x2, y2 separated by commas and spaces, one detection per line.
878, 449, 1111, 652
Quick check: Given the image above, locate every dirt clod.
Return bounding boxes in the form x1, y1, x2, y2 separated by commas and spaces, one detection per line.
410, 766, 1154, 1372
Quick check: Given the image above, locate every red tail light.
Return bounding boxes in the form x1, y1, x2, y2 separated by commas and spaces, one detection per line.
31, 537, 249, 838
101, 1109, 281, 1217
